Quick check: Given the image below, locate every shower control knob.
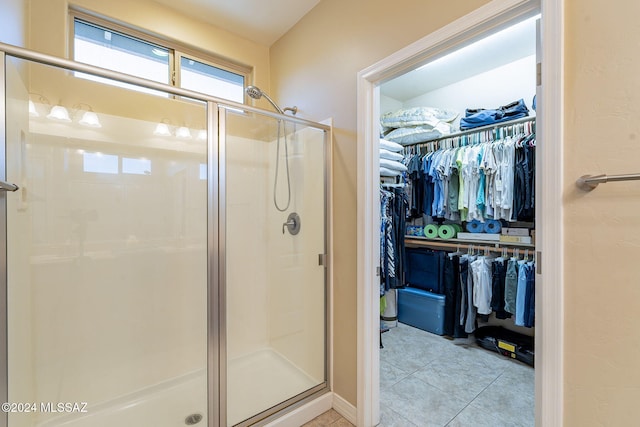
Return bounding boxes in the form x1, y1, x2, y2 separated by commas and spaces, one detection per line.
282, 220, 294, 234
282, 212, 301, 235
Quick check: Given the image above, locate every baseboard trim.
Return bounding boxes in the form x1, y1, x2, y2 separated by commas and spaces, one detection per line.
263, 392, 333, 427
333, 393, 357, 425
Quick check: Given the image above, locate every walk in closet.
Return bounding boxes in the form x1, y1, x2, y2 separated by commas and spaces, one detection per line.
377, 15, 538, 427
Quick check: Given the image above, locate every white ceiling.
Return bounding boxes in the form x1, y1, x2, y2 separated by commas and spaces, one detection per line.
153, 0, 321, 46
381, 15, 538, 102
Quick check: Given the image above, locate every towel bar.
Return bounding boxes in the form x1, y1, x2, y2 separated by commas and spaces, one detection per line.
0, 180, 18, 192
576, 173, 640, 191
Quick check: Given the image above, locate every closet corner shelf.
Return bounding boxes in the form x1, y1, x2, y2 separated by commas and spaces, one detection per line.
405, 235, 535, 250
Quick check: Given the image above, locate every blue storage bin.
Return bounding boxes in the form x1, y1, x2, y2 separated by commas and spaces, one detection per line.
405, 248, 445, 294
397, 288, 446, 335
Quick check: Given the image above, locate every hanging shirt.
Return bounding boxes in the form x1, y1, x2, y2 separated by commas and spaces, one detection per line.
422, 152, 435, 218
456, 147, 467, 221
491, 257, 511, 319
471, 256, 493, 315
494, 139, 516, 221
504, 257, 519, 314
463, 145, 482, 222
446, 148, 461, 221
464, 254, 478, 333
379, 189, 394, 296
481, 143, 498, 218
524, 262, 535, 327
437, 148, 452, 218
476, 144, 487, 219
429, 150, 445, 217
406, 153, 423, 218
515, 260, 529, 326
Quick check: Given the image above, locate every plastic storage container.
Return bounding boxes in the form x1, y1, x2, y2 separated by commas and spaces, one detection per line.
405, 248, 445, 293
475, 326, 535, 367
397, 287, 446, 335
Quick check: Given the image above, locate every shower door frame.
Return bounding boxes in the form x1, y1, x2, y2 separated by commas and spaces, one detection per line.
0, 51, 9, 426
0, 42, 332, 427
216, 106, 332, 427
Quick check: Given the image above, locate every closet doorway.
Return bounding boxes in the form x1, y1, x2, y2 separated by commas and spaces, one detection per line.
356, 0, 563, 426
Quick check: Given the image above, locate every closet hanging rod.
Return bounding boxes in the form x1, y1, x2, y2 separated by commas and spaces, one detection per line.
404, 236, 534, 250
576, 173, 640, 191
401, 115, 536, 148
405, 237, 534, 255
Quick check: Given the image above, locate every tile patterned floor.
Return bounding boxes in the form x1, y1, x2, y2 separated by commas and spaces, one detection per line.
302, 409, 354, 426
378, 323, 534, 427
305, 323, 533, 427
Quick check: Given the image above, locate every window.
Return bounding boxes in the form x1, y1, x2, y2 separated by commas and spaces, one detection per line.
83, 152, 118, 174
74, 19, 170, 96
123, 158, 152, 175
71, 14, 248, 103
74, 20, 170, 84
180, 56, 245, 102
82, 152, 153, 176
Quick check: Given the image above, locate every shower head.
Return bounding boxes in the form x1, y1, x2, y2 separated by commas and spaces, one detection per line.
245, 85, 265, 100
245, 85, 285, 114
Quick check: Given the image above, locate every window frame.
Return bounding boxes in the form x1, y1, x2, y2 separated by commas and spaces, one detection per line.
176, 52, 246, 102
68, 9, 252, 102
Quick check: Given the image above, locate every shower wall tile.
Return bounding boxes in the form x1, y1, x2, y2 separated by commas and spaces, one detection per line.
15, 103, 328, 424
6, 70, 37, 427
226, 135, 270, 360
267, 126, 326, 383
23, 120, 209, 423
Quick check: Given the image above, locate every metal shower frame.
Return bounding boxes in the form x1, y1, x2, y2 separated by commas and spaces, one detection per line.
0, 41, 332, 427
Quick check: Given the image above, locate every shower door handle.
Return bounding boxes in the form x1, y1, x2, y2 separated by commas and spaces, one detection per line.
0, 180, 18, 192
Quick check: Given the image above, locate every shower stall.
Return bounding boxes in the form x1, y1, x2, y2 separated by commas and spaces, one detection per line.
0, 43, 330, 427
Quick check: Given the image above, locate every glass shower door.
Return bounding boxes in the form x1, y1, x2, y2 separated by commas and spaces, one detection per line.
5, 57, 208, 427
222, 108, 328, 426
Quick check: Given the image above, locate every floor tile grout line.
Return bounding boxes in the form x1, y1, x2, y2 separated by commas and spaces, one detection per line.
406, 358, 507, 400
382, 324, 534, 427
442, 372, 506, 426
380, 402, 420, 427
383, 357, 450, 393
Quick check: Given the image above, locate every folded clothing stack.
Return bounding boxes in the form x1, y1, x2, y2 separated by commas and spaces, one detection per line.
459, 99, 529, 130
380, 106, 458, 144
379, 139, 407, 177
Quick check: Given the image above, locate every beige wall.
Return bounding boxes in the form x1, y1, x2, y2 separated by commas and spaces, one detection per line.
270, 0, 491, 405
564, 1, 640, 425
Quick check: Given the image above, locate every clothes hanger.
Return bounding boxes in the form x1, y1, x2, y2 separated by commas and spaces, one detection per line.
495, 246, 506, 262
449, 244, 463, 258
